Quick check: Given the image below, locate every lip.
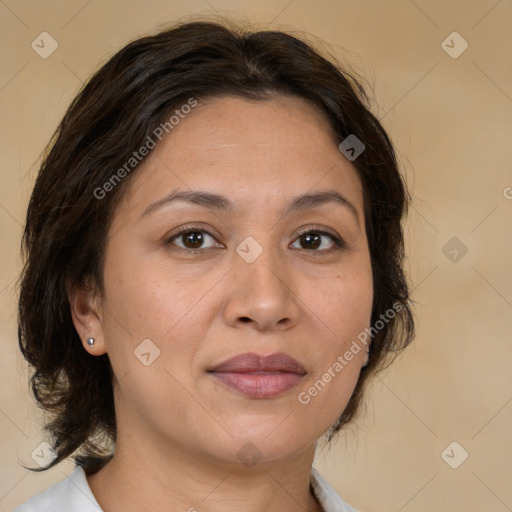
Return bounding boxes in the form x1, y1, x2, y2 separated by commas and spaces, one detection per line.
208, 352, 306, 399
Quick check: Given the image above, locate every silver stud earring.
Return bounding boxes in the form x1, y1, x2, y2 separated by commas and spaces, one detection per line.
87, 337, 95, 347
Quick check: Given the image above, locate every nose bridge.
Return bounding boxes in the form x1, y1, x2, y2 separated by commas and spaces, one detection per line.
235, 230, 287, 292
228, 229, 297, 329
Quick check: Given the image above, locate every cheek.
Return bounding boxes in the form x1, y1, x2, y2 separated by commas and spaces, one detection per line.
99, 256, 204, 435
99, 250, 219, 394
294, 259, 372, 421
102, 251, 202, 338
311, 258, 373, 342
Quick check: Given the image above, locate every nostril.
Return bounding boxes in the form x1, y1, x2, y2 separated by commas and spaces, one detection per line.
240, 317, 251, 323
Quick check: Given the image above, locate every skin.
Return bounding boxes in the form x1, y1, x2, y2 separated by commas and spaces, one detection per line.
69, 94, 373, 512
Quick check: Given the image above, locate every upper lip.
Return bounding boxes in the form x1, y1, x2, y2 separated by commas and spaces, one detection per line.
209, 352, 306, 375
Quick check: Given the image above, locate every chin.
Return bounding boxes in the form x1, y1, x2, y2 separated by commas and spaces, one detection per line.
200, 420, 319, 467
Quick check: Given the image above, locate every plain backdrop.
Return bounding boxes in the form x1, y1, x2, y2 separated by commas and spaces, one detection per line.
1, 1, 511, 511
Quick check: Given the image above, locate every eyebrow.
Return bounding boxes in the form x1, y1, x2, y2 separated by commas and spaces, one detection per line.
140, 188, 360, 224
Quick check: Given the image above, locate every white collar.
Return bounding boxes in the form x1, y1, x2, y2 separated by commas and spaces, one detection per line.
310, 467, 359, 511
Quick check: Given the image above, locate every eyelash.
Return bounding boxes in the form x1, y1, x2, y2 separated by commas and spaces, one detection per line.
164, 224, 345, 255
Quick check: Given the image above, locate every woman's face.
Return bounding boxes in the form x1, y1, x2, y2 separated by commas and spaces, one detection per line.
90, 95, 373, 467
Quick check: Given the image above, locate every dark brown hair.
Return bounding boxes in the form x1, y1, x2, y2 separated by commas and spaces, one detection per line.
18, 19, 414, 474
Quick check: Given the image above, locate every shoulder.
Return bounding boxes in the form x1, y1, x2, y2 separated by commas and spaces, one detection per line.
13, 466, 102, 512
310, 467, 360, 512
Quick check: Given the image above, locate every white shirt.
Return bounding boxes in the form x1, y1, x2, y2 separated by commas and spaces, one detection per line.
13, 465, 359, 512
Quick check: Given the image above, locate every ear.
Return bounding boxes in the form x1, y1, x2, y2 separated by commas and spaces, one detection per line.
66, 278, 107, 356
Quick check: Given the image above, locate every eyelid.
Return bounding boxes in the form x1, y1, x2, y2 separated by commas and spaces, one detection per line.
295, 224, 339, 239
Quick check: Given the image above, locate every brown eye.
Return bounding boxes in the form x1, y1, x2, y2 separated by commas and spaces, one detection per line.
290, 229, 343, 253
180, 231, 206, 249
166, 228, 219, 252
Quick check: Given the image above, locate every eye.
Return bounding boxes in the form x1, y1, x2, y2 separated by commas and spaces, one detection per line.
165, 224, 344, 255
165, 226, 221, 253
290, 228, 344, 254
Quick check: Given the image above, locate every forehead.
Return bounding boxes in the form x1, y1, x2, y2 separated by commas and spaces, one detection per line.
115, 95, 364, 221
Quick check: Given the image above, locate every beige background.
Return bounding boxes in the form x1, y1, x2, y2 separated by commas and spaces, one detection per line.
1, 1, 511, 511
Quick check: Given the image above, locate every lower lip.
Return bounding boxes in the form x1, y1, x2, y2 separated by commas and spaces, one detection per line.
210, 372, 304, 399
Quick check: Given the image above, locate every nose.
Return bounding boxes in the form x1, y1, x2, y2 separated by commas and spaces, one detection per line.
224, 238, 301, 332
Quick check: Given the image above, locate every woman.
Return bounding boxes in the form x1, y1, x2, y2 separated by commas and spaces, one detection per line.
15, 19, 414, 512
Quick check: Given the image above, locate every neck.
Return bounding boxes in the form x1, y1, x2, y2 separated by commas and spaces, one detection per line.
86, 427, 323, 512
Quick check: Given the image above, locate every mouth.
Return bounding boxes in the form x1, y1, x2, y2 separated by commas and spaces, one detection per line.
207, 352, 306, 399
